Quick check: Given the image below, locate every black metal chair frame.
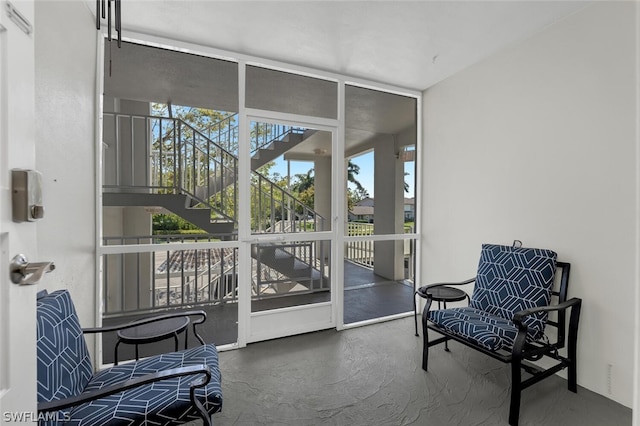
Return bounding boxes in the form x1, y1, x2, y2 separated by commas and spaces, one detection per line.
421, 261, 582, 426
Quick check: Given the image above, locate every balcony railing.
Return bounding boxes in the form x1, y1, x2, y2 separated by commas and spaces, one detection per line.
102, 235, 238, 317
102, 224, 414, 317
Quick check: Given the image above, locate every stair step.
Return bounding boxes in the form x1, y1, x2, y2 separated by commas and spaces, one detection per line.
103, 192, 234, 235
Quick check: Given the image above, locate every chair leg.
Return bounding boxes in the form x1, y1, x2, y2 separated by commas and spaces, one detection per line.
509, 330, 527, 426
567, 328, 578, 393
421, 298, 433, 371
509, 358, 522, 426
114, 340, 121, 366
567, 302, 581, 393
421, 319, 429, 371
414, 291, 419, 337
441, 301, 450, 352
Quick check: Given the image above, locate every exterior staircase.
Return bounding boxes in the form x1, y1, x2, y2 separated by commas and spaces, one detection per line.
251, 129, 311, 169
103, 192, 235, 235
103, 111, 329, 298
252, 243, 329, 295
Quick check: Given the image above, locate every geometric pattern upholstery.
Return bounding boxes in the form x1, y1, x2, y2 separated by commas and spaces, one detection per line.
37, 290, 94, 408
70, 345, 222, 425
36, 290, 222, 426
429, 306, 524, 351
428, 244, 557, 351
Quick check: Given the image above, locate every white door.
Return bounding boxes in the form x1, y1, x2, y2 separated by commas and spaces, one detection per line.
0, 0, 39, 421
243, 116, 338, 343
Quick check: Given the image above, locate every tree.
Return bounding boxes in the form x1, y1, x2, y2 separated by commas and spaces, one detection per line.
291, 169, 314, 193
298, 186, 315, 212
347, 161, 366, 194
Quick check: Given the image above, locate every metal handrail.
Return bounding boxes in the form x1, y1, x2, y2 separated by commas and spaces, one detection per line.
250, 123, 305, 155
204, 114, 239, 154
251, 170, 325, 233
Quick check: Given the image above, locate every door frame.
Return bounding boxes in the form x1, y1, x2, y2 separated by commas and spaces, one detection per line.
239, 111, 342, 343
0, 0, 39, 418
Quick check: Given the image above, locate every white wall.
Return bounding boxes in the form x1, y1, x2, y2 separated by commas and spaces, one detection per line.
35, 1, 97, 325
422, 2, 637, 407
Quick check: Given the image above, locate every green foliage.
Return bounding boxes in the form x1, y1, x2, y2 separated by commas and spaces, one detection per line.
152, 103, 232, 135
347, 161, 367, 194
152, 213, 201, 233
152, 214, 179, 231
291, 169, 314, 194
298, 186, 315, 210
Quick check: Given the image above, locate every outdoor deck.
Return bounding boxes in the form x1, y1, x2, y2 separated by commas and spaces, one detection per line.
101, 261, 414, 364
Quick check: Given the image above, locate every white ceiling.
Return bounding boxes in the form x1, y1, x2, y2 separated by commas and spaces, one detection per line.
97, 0, 590, 91
98, 1, 589, 158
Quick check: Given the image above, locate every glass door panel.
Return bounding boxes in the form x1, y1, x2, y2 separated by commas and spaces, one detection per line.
248, 239, 332, 342
244, 114, 335, 343
251, 240, 331, 311
249, 120, 332, 234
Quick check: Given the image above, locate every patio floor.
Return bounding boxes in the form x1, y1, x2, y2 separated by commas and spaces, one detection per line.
101, 261, 414, 364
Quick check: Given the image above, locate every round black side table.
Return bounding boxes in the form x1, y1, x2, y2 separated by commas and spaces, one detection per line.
114, 316, 190, 365
414, 285, 469, 347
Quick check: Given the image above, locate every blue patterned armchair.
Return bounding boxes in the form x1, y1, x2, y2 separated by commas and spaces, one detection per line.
421, 243, 581, 426
36, 290, 222, 425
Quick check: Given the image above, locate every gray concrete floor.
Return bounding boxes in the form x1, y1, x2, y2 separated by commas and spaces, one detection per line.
102, 261, 414, 364
213, 317, 631, 426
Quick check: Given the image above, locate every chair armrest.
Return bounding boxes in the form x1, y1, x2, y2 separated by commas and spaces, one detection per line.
38, 364, 211, 413
512, 298, 582, 330
422, 277, 476, 293
83, 311, 208, 345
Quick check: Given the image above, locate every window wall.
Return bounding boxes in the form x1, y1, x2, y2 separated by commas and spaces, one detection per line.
343, 85, 418, 324
98, 39, 420, 358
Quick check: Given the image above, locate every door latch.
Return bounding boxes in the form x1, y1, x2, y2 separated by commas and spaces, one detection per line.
10, 254, 55, 285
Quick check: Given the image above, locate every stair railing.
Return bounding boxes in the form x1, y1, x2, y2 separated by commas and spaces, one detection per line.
103, 112, 238, 222
104, 113, 324, 232
251, 170, 325, 234
204, 114, 239, 154
250, 122, 305, 155
172, 117, 238, 222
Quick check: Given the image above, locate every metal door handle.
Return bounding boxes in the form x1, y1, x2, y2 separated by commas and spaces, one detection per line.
9, 254, 55, 285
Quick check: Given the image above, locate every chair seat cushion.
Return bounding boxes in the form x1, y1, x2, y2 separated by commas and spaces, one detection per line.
67, 345, 222, 425
428, 307, 543, 351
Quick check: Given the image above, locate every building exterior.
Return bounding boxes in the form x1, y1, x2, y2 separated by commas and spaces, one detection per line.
347, 197, 415, 222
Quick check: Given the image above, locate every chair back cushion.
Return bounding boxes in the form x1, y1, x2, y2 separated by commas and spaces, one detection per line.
469, 244, 557, 337
37, 290, 93, 403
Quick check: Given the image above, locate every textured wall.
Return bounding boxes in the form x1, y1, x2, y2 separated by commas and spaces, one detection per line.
422, 2, 637, 407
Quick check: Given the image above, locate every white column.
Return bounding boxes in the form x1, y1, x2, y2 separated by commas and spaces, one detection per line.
314, 156, 332, 231
373, 135, 404, 280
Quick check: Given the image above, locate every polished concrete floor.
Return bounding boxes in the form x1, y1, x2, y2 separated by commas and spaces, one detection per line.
213, 317, 631, 426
